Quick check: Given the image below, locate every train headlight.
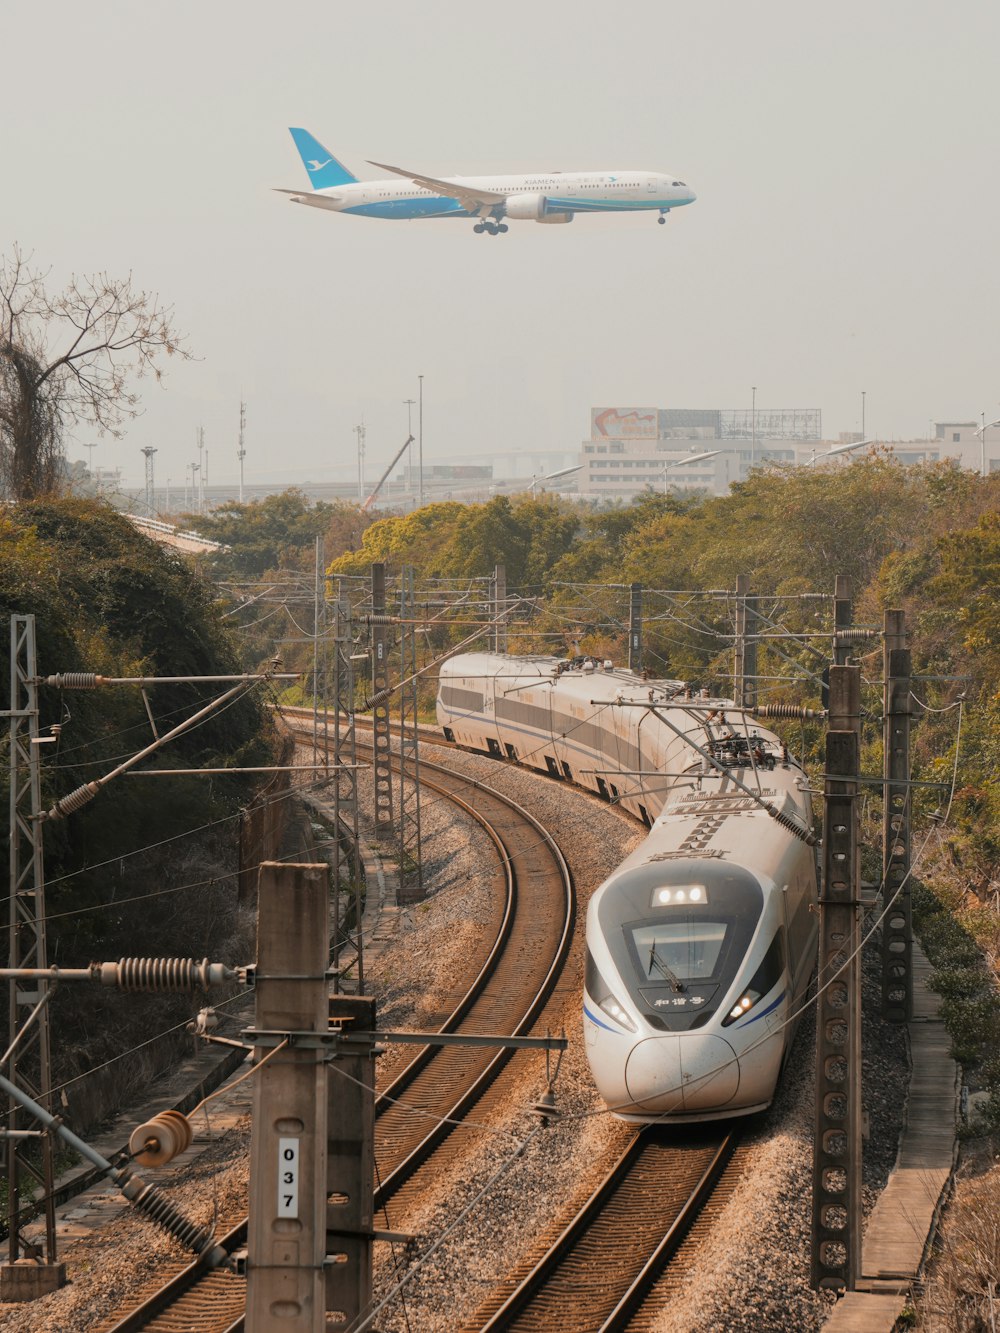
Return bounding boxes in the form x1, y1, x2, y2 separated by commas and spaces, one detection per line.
721, 929, 787, 1027
598, 994, 637, 1033
725, 989, 761, 1022
651, 884, 706, 907
586, 947, 637, 1033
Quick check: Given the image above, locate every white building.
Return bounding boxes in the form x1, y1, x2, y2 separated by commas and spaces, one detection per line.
577, 408, 1000, 501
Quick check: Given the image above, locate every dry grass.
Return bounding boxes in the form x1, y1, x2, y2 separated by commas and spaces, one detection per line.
916, 1165, 1000, 1331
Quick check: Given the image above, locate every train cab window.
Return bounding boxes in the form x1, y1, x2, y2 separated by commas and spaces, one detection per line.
630, 920, 727, 983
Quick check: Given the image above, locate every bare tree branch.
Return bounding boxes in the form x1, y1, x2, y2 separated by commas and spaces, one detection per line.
0, 245, 192, 499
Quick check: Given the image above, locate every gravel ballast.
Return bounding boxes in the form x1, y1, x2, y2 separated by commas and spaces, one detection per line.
1, 740, 909, 1332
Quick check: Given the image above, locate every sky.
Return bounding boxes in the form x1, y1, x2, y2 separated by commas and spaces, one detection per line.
4, 0, 999, 493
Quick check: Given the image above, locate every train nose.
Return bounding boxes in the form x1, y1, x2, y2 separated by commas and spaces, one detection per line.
624, 1035, 740, 1114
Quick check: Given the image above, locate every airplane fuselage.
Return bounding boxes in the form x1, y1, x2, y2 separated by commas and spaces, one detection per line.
292, 170, 695, 221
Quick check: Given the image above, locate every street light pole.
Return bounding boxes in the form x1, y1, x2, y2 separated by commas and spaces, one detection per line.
751, 386, 757, 470
861, 391, 866, 442
418, 375, 424, 507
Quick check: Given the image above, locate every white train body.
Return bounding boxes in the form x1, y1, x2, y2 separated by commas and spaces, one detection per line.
437, 652, 819, 1122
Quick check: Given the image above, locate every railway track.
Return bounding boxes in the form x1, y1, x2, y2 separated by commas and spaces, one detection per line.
462, 1128, 740, 1333
100, 742, 574, 1332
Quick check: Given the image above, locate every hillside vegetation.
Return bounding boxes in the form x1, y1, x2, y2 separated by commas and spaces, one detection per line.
0, 498, 278, 1111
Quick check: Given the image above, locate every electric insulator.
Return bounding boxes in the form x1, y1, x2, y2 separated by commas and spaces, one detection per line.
130, 1110, 193, 1167
121, 1174, 213, 1252
364, 614, 396, 626
44, 673, 103, 689
45, 782, 100, 819
766, 803, 819, 846
98, 957, 232, 992
363, 688, 392, 710
833, 628, 879, 644
751, 704, 827, 720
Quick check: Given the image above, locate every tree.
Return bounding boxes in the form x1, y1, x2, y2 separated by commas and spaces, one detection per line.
0, 245, 189, 500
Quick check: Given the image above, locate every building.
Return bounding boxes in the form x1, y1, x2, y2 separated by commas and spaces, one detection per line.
578, 408, 1000, 500
580, 406, 823, 499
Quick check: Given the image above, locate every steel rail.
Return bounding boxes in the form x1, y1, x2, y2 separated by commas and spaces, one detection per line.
467, 1129, 735, 1333
99, 736, 573, 1333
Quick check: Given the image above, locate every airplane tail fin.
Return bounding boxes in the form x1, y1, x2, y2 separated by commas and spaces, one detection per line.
288, 128, 359, 190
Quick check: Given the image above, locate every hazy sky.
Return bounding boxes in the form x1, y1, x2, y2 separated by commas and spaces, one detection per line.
5, 0, 999, 491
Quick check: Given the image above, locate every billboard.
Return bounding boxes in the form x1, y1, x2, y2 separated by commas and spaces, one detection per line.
591, 407, 658, 439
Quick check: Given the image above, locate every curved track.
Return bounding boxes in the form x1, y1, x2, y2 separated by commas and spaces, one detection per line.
463, 1129, 738, 1333
100, 742, 574, 1333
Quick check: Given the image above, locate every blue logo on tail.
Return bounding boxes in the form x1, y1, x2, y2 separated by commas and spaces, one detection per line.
288, 129, 359, 190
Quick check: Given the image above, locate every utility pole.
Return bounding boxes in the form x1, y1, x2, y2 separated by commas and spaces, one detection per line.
238, 400, 247, 504
370, 563, 393, 839
3, 615, 64, 1299
733, 574, 757, 709
197, 427, 205, 515
811, 663, 862, 1292
312, 538, 326, 774
751, 385, 757, 469
882, 609, 912, 1022
628, 583, 643, 673
398, 566, 423, 904
493, 564, 507, 654
141, 446, 157, 517
332, 592, 361, 993
246, 863, 329, 1333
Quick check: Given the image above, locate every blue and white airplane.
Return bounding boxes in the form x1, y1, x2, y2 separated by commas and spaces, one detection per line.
277, 128, 696, 236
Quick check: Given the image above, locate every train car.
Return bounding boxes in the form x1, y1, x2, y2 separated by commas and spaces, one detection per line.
437, 651, 819, 1122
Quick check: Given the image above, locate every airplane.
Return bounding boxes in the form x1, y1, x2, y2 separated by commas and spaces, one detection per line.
277, 128, 696, 236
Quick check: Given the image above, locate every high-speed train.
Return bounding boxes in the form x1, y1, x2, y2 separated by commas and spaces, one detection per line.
437, 652, 819, 1122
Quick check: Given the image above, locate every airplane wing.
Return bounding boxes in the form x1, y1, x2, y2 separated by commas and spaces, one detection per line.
368, 159, 506, 213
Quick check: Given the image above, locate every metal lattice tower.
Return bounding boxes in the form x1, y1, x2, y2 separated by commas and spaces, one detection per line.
332, 592, 362, 992
397, 566, 423, 902
141, 447, 157, 517
6, 615, 58, 1265
369, 563, 393, 835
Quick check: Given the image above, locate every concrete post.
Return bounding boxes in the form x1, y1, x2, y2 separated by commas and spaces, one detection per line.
325, 995, 376, 1325
246, 862, 329, 1333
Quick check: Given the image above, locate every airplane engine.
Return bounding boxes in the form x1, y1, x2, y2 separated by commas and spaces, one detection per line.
505, 192, 551, 220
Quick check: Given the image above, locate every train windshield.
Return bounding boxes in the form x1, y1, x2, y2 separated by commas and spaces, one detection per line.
631, 921, 727, 982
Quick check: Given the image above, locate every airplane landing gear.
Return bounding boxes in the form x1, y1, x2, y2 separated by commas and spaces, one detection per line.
658, 214, 667, 225
474, 223, 486, 233
474, 221, 508, 235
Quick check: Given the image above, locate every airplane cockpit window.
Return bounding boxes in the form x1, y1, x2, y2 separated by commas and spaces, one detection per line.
672, 181, 686, 187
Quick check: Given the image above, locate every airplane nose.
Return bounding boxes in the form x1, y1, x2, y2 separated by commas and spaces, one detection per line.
687, 189, 697, 204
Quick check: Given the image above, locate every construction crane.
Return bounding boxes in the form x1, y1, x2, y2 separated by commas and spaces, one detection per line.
361, 434, 415, 512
